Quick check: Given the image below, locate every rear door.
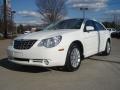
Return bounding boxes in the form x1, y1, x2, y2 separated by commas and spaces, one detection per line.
94, 21, 108, 52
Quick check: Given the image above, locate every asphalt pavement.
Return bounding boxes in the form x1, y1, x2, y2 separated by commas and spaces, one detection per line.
0, 39, 120, 90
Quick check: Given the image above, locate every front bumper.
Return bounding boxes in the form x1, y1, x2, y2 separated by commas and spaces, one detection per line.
7, 45, 67, 67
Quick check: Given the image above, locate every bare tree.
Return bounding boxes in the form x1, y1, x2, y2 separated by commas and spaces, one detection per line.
36, 0, 67, 24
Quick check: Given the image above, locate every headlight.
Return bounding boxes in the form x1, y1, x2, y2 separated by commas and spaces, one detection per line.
38, 35, 62, 48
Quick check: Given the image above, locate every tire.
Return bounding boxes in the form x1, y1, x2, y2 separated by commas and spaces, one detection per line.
64, 43, 81, 72
101, 41, 111, 56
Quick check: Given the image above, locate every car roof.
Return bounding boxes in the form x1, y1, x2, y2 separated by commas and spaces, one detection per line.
64, 18, 98, 22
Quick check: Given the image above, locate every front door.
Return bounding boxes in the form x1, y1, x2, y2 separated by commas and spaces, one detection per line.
83, 20, 99, 57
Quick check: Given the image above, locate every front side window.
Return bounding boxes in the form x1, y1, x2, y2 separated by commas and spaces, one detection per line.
84, 20, 96, 31
43, 19, 83, 30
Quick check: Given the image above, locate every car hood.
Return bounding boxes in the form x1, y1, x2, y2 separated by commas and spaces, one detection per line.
15, 29, 78, 40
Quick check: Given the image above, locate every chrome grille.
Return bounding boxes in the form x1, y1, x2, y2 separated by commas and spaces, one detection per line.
14, 39, 37, 50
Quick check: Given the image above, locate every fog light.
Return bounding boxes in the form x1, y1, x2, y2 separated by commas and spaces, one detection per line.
44, 59, 49, 65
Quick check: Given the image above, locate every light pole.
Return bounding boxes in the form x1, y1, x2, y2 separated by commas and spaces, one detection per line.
11, 11, 16, 35
80, 7, 88, 19
3, 0, 7, 38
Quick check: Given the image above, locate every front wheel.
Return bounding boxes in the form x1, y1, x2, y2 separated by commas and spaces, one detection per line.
64, 43, 81, 72
101, 41, 111, 56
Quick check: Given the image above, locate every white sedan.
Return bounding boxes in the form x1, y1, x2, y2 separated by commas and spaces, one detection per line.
7, 18, 111, 71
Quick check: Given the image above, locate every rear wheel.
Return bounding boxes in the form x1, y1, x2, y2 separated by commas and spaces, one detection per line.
101, 41, 111, 56
64, 43, 81, 72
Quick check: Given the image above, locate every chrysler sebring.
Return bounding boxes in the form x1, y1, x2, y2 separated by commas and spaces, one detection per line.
7, 18, 111, 71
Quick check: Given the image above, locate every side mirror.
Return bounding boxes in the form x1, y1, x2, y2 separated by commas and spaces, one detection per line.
86, 26, 94, 31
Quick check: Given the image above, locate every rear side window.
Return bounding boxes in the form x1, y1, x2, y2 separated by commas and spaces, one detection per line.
94, 21, 106, 31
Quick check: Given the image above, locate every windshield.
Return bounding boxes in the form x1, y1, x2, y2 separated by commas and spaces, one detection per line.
43, 19, 83, 30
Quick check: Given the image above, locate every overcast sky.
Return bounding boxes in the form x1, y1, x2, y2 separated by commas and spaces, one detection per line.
10, 0, 120, 25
